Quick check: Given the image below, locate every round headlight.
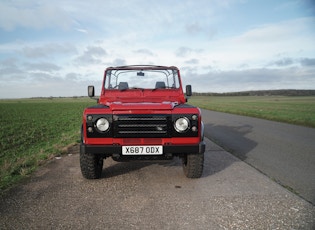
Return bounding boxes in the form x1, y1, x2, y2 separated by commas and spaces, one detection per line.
174, 117, 190, 133
96, 118, 110, 132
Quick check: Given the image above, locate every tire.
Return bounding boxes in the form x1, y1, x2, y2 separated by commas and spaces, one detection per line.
80, 124, 103, 179
182, 152, 204, 178
80, 152, 104, 179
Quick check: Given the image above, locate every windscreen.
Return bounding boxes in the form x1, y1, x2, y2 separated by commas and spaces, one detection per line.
104, 69, 180, 90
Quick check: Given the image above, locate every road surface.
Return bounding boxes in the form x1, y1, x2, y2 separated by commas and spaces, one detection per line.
0, 139, 314, 229
201, 109, 315, 205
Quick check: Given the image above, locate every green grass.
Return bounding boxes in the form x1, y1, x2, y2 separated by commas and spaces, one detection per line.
0, 97, 95, 191
189, 96, 315, 128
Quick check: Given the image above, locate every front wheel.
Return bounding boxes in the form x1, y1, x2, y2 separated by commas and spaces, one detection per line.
80, 152, 104, 179
182, 152, 204, 178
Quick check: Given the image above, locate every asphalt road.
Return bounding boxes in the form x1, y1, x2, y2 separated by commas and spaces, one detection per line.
201, 109, 315, 205
1, 139, 314, 229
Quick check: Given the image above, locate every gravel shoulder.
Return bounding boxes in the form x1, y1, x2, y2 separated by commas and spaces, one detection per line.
0, 138, 314, 229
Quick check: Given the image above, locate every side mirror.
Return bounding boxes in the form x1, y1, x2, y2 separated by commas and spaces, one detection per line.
88, 85, 95, 97
186, 85, 192, 97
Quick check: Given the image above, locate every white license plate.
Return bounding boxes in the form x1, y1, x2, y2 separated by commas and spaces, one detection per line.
122, 146, 163, 155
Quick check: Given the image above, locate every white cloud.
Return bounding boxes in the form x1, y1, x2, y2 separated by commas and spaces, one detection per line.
74, 46, 107, 65
111, 59, 127, 67
192, 17, 315, 70
22, 43, 77, 58
181, 67, 315, 93
133, 49, 155, 56
75, 28, 88, 34
0, 2, 73, 30
175, 47, 204, 58
185, 59, 199, 65
24, 62, 61, 72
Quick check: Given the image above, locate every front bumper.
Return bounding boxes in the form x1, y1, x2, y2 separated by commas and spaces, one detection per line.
80, 141, 206, 157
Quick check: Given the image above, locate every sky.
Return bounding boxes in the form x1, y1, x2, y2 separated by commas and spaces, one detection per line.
0, 0, 315, 98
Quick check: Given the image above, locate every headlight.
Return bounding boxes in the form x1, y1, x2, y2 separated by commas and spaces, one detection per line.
174, 117, 190, 133
96, 118, 110, 132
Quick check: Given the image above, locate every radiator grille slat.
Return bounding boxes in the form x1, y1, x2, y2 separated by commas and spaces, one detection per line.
114, 115, 170, 138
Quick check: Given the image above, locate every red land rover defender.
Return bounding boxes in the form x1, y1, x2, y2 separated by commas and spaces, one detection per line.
80, 65, 205, 179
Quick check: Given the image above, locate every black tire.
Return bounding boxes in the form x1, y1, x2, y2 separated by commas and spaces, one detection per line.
80, 124, 103, 179
182, 152, 204, 178
80, 152, 104, 179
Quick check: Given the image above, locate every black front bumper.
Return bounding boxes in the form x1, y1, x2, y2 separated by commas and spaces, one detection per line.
80, 141, 206, 157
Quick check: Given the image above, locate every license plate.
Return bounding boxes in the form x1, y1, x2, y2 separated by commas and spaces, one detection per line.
122, 146, 163, 155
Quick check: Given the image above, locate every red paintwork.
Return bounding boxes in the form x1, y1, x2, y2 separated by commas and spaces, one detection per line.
83, 65, 202, 146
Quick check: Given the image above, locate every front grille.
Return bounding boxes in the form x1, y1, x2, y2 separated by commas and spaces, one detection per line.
114, 114, 171, 138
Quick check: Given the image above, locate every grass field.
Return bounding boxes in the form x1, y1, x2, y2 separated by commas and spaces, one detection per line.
189, 96, 315, 128
0, 98, 95, 191
1, 96, 314, 191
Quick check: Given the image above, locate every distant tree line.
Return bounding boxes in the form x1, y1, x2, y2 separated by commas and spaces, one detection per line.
30, 96, 87, 99
193, 89, 315, 96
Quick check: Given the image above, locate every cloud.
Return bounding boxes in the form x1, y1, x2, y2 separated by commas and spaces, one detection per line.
185, 59, 199, 65
65, 72, 80, 81
0, 66, 23, 79
0, 2, 73, 30
24, 62, 61, 72
181, 66, 315, 93
0, 58, 21, 74
174, 46, 204, 58
300, 58, 315, 67
233, 18, 309, 45
268, 57, 315, 68
269, 58, 294, 67
233, 17, 315, 53
0, 74, 98, 98
175, 47, 196, 58
134, 49, 154, 56
74, 46, 107, 65
22, 43, 77, 58
206, 27, 218, 39
111, 59, 127, 67
185, 22, 217, 39
192, 17, 315, 70
30, 72, 62, 82
185, 22, 202, 34
84, 46, 107, 57
75, 28, 88, 34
